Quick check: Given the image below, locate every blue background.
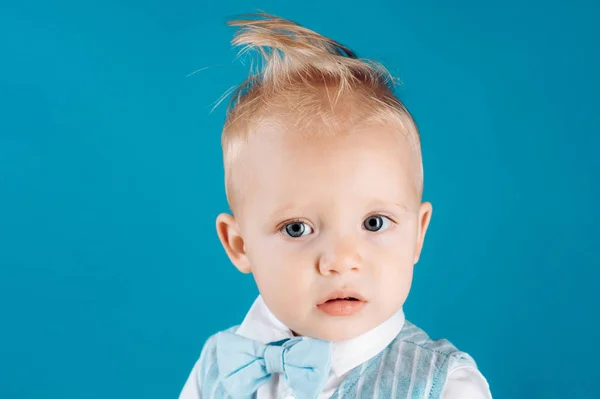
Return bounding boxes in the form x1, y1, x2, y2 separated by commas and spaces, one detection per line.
1, 1, 599, 398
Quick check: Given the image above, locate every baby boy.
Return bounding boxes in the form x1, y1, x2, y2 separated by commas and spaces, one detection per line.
179, 12, 492, 399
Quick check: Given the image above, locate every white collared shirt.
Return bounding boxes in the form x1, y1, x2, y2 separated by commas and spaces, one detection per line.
179, 296, 492, 399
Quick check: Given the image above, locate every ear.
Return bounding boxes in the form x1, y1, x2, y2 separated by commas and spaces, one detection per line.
413, 201, 433, 264
216, 213, 251, 274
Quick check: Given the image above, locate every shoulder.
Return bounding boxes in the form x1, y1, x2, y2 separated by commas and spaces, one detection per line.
442, 365, 492, 399
193, 326, 240, 388
178, 325, 240, 399
196, 325, 239, 371
394, 320, 471, 363
390, 321, 491, 398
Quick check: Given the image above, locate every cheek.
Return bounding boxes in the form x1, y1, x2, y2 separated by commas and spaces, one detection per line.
371, 225, 418, 262
374, 250, 414, 287
251, 255, 316, 327
247, 242, 315, 301
369, 229, 416, 295
370, 253, 413, 317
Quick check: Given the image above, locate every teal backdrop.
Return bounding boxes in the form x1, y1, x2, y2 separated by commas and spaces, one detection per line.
1, 1, 598, 398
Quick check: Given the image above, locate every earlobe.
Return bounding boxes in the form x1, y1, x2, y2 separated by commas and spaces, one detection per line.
215, 213, 251, 274
413, 201, 433, 265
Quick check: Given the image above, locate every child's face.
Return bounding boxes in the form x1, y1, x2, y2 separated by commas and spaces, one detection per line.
217, 121, 432, 342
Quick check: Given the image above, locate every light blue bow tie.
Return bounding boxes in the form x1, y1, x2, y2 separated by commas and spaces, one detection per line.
216, 331, 332, 399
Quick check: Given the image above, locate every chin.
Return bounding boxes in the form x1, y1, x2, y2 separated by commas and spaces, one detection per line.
303, 323, 372, 342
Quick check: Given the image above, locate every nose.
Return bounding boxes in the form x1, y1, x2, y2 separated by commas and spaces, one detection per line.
318, 237, 362, 276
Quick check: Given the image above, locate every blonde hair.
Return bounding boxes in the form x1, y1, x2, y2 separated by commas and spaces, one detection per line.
219, 12, 423, 211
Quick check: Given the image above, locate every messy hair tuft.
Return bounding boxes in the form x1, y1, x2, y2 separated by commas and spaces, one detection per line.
219, 11, 423, 211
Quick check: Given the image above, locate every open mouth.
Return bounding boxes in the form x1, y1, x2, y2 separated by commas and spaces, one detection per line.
326, 297, 360, 302
317, 291, 366, 316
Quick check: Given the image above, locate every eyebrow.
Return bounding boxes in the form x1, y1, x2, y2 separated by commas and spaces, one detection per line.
268, 203, 306, 220
366, 199, 410, 212
262, 203, 307, 232
268, 200, 409, 221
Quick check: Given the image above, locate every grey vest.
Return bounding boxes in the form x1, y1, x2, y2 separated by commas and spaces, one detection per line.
195, 320, 478, 398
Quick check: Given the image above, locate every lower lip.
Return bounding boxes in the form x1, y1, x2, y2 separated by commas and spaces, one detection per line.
317, 299, 365, 316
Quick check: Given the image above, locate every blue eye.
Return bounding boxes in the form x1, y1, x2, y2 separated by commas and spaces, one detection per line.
282, 221, 313, 238
363, 215, 392, 232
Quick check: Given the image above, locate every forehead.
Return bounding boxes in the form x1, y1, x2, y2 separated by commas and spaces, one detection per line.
234, 123, 419, 216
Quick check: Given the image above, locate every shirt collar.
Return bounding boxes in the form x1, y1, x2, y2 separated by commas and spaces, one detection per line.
235, 295, 405, 377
